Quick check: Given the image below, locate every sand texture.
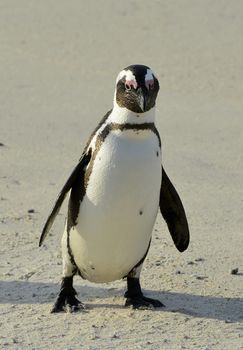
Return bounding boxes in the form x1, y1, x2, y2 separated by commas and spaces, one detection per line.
1, 1, 243, 349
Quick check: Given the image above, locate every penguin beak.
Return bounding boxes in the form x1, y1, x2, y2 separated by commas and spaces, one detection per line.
136, 87, 149, 112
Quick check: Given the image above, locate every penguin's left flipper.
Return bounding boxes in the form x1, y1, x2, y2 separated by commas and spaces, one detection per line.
160, 167, 190, 252
39, 151, 91, 247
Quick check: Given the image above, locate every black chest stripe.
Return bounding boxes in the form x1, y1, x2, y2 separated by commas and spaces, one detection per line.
102, 122, 161, 147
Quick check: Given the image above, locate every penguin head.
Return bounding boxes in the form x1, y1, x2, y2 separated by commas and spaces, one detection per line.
115, 64, 160, 114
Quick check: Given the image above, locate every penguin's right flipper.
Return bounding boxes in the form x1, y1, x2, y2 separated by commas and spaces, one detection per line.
39, 151, 91, 247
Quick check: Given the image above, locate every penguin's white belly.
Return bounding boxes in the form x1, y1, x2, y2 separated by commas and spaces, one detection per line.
70, 129, 161, 282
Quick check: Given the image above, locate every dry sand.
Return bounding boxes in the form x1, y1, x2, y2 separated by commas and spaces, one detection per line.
0, 1, 243, 349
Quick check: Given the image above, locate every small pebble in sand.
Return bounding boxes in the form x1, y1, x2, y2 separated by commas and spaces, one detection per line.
195, 257, 205, 262
28, 209, 35, 214
196, 276, 208, 280
230, 268, 239, 275
111, 333, 120, 339
0, 142, 5, 146
225, 319, 233, 323
90, 334, 99, 340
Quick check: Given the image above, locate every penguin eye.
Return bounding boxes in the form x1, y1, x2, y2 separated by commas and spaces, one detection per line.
145, 79, 154, 90
125, 83, 132, 91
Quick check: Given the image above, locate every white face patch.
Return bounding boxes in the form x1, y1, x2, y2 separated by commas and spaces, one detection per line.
145, 69, 154, 90
145, 69, 154, 81
116, 69, 138, 89
116, 68, 156, 90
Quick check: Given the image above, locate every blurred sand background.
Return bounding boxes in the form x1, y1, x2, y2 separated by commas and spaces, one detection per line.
0, 1, 243, 349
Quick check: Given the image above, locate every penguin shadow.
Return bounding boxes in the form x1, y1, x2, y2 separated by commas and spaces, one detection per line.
147, 289, 243, 323
0, 280, 242, 323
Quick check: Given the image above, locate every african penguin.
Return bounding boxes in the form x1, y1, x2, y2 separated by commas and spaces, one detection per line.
39, 64, 190, 312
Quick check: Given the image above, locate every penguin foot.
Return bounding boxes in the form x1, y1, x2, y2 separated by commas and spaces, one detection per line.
125, 276, 165, 309
51, 294, 85, 313
125, 295, 165, 309
51, 276, 86, 313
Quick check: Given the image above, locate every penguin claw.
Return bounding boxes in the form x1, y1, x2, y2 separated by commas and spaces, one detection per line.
50, 296, 86, 313
66, 302, 86, 313
50, 277, 87, 313
125, 296, 165, 309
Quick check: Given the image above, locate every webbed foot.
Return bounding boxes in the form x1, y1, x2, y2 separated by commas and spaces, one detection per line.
125, 295, 164, 309
51, 276, 86, 313
125, 276, 165, 310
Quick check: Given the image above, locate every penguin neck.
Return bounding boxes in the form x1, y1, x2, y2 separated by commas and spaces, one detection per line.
108, 101, 156, 125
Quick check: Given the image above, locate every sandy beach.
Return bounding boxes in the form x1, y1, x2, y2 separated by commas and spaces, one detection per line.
1, 1, 242, 349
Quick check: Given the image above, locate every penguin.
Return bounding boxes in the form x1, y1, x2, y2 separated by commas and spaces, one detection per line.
39, 64, 189, 312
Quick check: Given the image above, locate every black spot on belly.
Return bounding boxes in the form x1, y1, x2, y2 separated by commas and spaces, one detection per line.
156, 151, 159, 157
139, 210, 143, 215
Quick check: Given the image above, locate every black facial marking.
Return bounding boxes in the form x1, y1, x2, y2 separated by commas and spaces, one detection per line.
116, 64, 160, 113
124, 64, 151, 85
